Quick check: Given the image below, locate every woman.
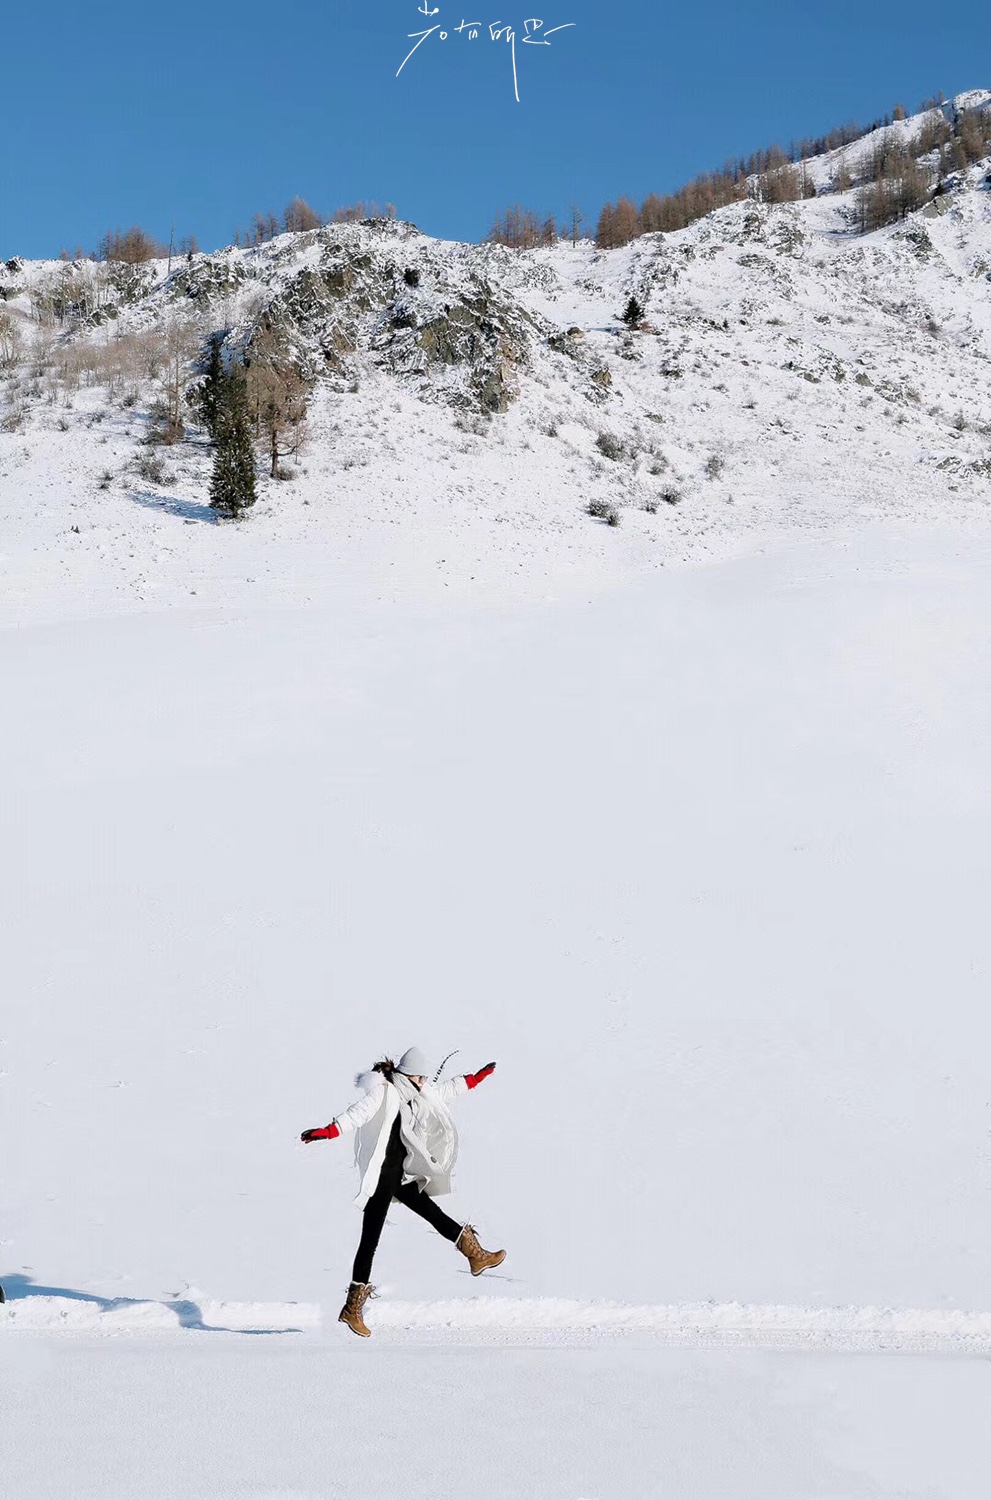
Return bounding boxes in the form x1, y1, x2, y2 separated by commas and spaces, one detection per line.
300, 1046, 505, 1337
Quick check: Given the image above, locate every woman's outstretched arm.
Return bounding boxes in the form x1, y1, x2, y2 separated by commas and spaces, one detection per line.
300, 1075, 386, 1143
437, 1062, 496, 1102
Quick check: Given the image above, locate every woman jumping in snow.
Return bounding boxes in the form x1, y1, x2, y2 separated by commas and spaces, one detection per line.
300, 1046, 505, 1337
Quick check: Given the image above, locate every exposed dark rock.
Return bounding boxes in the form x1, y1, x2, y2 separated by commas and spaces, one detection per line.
373, 281, 536, 412
169, 259, 247, 302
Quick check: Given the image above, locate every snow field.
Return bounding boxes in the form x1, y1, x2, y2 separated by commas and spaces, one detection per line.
3, 527, 991, 1315
2, 1334, 989, 1500
3, 517, 991, 1494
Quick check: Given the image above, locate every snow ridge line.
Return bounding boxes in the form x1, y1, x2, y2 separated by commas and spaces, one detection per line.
376, 1296, 991, 1335
367, 1297, 991, 1352
7, 1295, 991, 1351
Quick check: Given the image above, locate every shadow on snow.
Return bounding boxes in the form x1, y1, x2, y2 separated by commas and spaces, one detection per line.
129, 490, 217, 524
0, 1274, 303, 1335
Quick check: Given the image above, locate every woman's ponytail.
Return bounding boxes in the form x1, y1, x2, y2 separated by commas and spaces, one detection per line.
372, 1057, 396, 1080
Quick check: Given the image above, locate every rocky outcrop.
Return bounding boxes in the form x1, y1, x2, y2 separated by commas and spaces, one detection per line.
170, 227, 545, 411
373, 279, 538, 411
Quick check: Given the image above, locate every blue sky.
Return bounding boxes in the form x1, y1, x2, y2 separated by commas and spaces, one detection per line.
1, 1, 988, 258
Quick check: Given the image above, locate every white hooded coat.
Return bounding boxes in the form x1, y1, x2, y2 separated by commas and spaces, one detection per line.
332, 1071, 469, 1208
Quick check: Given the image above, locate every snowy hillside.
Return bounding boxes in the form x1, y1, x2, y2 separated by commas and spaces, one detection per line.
2, 92, 991, 621
3, 93, 991, 1500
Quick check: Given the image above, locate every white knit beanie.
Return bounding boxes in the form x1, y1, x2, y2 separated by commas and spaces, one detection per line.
396, 1046, 430, 1078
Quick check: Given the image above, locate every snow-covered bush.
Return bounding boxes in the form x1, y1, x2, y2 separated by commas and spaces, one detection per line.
596, 431, 626, 461
454, 411, 491, 437
0, 310, 22, 370
135, 450, 171, 486
588, 497, 620, 525
0, 401, 26, 432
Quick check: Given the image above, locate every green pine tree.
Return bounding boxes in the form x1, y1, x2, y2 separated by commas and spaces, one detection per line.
209, 364, 256, 519
199, 333, 226, 440
622, 295, 645, 329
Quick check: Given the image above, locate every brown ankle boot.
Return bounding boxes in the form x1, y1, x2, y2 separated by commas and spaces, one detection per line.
456, 1224, 506, 1276
338, 1281, 373, 1337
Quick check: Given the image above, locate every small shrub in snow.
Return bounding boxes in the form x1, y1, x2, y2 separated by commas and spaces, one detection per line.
596, 431, 626, 461
136, 450, 171, 486
588, 497, 620, 526
0, 310, 21, 370
705, 454, 725, 478
145, 405, 185, 445
661, 485, 682, 506
643, 496, 659, 514
98, 470, 113, 490
454, 411, 491, 436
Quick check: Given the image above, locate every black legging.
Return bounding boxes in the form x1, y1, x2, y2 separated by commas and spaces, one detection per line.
352, 1116, 462, 1284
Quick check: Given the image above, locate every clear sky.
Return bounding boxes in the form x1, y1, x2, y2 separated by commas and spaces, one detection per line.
1, 0, 989, 258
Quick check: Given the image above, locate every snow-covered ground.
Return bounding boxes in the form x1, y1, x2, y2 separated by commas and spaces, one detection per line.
4, 521, 991, 1495
4, 97, 991, 1498
4, 1332, 989, 1500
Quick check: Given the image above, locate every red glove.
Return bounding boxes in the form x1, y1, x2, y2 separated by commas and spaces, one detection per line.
300, 1123, 341, 1143
465, 1062, 496, 1090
